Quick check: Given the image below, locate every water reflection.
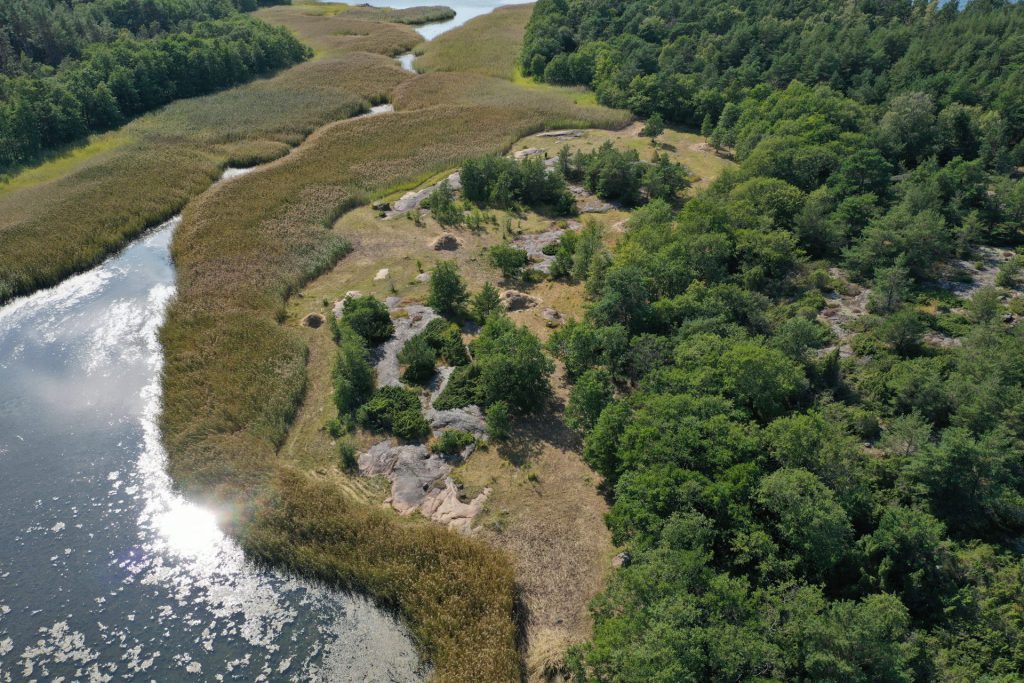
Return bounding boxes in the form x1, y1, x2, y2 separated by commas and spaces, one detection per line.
0, 171, 423, 681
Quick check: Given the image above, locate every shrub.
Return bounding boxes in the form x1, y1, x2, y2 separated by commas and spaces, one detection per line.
342, 295, 394, 344
488, 243, 530, 279
421, 318, 470, 365
426, 180, 463, 227
428, 261, 468, 317
472, 315, 553, 412
434, 363, 484, 410
486, 400, 512, 441
472, 282, 502, 321
565, 367, 615, 432
431, 429, 476, 455
358, 385, 429, 440
338, 440, 358, 472
399, 334, 437, 384
332, 325, 375, 415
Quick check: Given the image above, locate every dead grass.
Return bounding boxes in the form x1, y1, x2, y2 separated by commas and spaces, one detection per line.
0, 50, 410, 304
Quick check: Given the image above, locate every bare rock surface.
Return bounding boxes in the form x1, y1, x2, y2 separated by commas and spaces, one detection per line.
514, 148, 545, 160
359, 440, 447, 513
374, 268, 390, 281
425, 405, 487, 440
511, 221, 581, 273
537, 129, 583, 139
372, 304, 438, 387
932, 246, 1021, 298
387, 172, 461, 216
332, 290, 362, 318
419, 480, 491, 534
818, 268, 870, 358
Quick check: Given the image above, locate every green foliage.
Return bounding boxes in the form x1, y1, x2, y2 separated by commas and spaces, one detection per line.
332, 324, 375, 416
471, 315, 554, 413
398, 333, 436, 385
461, 154, 576, 215
0, 5, 306, 170
485, 400, 511, 441
565, 367, 614, 432
431, 429, 476, 455
340, 295, 394, 345
426, 180, 463, 227
420, 318, 470, 366
521, 1, 1024, 675
357, 385, 429, 441
471, 282, 502, 322
428, 261, 468, 317
434, 363, 484, 411
487, 243, 530, 279
640, 112, 664, 138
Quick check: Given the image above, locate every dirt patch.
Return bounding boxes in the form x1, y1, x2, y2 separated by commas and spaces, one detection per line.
301, 312, 325, 328
501, 289, 541, 311
431, 233, 460, 251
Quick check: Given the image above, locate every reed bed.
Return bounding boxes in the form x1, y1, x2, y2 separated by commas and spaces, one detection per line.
414, 4, 531, 79
0, 52, 408, 305
256, 5, 423, 58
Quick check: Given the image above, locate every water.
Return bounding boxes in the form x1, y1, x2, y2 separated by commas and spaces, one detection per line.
0, 170, 423, 681
321, 0, 504, 40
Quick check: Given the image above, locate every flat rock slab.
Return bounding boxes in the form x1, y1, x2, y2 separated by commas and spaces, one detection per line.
514, 148, 545, 160
512, 221, 581, 273
500, 289, 541, 311
537, 129, 583, 139
387, 172, 461, 216
359, 439, 448, 513
374, 268, 390, 281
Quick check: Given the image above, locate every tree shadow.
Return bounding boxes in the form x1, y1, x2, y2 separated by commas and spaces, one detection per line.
497, 396, 582, 467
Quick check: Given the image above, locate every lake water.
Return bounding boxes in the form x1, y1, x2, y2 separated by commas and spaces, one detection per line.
0, 2, 509, 679
322, 0, 504, 40
0, 175, 422, 681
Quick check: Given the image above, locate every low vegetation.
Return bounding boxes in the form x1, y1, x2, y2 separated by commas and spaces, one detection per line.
0, 43, 410, 304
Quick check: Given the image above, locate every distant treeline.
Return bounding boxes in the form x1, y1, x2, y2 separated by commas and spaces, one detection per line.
522, 0, 1024, 161
0, 0, 304, 171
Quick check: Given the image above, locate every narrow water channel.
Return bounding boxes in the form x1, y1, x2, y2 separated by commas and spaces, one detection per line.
0, 2, 507, 680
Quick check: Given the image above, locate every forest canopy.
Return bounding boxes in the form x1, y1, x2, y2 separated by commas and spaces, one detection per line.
522, 1, 1024, 680
0, 0, 305, 171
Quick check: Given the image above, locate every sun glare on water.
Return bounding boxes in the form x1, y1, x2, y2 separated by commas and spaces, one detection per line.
152, 498, 224, 558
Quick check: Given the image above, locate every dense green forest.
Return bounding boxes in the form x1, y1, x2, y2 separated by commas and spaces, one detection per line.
522, 0, 1024, 680
0, 0, 306, 171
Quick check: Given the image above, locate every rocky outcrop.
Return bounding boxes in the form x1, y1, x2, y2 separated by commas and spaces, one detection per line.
372, 303, 437, 387
511, 221, 581, 273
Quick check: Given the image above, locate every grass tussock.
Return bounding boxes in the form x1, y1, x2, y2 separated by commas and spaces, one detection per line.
0, 52, 409, 305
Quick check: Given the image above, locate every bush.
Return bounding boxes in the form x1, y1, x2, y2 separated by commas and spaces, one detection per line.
565, 367, 615, 431
332, 325, 376, 415
488, 243, 531, 279
338, 440, 358, 472
398, 334, 437, 384
421, 318, 471, 366
472, 282, 502, 322
472, 315, 553, 413
358, 386, 429, 441
434, 363, 484, 410
342, 295, 394, 344
486, 400, 512, 441
426, 180, 463, 227
428, 261, 468, 317
431, 429, 476, 455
